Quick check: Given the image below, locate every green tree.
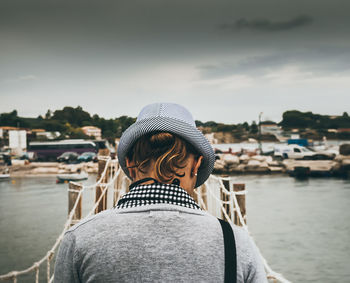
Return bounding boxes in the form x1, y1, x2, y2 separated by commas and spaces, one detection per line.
52, 106, 91, 127
250, 121, 258, 134
45, 110, 52, 119
0, 110, 19, 126
43, 120, 67, 132
242, 122, 250, 131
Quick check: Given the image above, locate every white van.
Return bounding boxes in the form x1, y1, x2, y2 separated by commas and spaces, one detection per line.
274, 144, 315, 159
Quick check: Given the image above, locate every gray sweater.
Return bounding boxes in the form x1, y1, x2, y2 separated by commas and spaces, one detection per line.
54, 204, 267, 283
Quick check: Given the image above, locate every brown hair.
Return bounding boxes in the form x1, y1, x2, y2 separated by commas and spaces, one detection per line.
126, 132, 199, 182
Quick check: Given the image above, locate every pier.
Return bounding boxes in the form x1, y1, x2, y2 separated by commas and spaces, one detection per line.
0, 157, 290, 283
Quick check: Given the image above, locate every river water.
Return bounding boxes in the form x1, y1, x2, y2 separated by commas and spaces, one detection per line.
0, 174, 350, 282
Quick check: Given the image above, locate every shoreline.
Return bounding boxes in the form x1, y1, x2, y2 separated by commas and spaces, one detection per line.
2, 152, 350, 179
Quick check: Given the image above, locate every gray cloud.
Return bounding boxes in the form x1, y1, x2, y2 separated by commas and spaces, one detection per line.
1, 0, 350, 122
220, 15, 313, 32
1, 75, 38, 85
198, 47, 350, 80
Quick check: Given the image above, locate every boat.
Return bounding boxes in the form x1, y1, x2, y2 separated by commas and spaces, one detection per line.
56, 170, 88, 183
0, 168, 10, 180
286, 160, 335, 178
0, 173, 10, 180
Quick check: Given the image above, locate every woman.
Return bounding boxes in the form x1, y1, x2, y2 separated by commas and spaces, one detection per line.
54, 103, 266, 283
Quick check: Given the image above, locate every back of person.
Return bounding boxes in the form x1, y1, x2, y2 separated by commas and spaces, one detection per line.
54, 103, 267, 283
56, 205, 265, 282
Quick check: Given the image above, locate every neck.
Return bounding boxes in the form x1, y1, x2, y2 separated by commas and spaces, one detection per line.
132, 173, 195, 196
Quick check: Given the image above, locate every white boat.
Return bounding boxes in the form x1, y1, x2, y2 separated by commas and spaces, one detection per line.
0, 173, 10, 180
0, 168, 10, 180
56, 171, 88, 183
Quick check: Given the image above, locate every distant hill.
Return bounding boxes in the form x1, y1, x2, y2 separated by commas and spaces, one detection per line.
1, 107, 349, 141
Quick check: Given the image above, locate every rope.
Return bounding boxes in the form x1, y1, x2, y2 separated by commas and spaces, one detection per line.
0, 158, 117, 282
68, 189, 81, 193
47, 251, 53, 283
193, 184, 208, 210
34, 262, 39, 283
86, 167, 121, 217
206, 175, 291, 283
113, 175, 130, 205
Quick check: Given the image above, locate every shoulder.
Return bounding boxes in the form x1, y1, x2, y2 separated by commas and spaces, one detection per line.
66, 209, 115, 235
230, 224, 267, 282
231, 224, 252, 250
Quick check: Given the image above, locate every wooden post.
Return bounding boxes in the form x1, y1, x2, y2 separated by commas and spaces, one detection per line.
114, 166, 126, 206
192, 185, 198, 203
196, 183, 208, 210
192, 184, 202, 207
233, 183, 246, 226
68, 182, 82, 226
98, 148, 110, 157
222, 180, 231, 221
95, 158, 109, 214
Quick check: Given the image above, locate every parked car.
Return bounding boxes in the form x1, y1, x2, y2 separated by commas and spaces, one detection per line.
57, 152, 79, 163
274, 144, 335, 160
0, 152, 12, 166
78, 152, 97, 163
274, 144, 315, 160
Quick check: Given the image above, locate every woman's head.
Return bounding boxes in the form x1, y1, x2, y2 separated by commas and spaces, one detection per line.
117, 103, 215, 188
126, 132, 201, 186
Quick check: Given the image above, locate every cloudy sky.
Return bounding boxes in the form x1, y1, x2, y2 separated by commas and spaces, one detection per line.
1, 0, 349, 123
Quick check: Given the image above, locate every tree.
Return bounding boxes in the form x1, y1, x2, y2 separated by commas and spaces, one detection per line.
216, 123, 236, 132
242, 122, 250, 131
280, 110, 313, 129
0, 110, 19, 127
195, 120, 203, 127
45, 110, 52, 119
43, 120, 67, 132
250, 121, 258, 134
52, 106, 91, 127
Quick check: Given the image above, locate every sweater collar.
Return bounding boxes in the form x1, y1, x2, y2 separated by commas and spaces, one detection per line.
116, 182, 200, 210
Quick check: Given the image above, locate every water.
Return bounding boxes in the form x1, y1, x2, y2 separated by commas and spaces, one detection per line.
1, 175, 350, 282
237, 175, 350, 283
0, 175, 97, 282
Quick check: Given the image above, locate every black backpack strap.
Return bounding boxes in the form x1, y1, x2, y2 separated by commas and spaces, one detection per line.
218, 219, 237, 283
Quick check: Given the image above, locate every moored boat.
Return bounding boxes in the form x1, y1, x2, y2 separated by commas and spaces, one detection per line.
56, 170, 88, 183
0, 173, 10, 180
0, 168, 10, 180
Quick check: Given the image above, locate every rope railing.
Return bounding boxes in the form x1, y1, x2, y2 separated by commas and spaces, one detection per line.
0, 157, 121, 283
201, 175, 291, 283
1, 159, 290, 283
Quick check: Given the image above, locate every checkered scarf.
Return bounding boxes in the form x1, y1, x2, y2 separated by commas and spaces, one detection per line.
116, 183, 201, 210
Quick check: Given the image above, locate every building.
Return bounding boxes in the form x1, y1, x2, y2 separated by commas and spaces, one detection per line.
204, 133, 218, 144
260, 123, 282, 136
9, 130, 27, 155
337, 128, 350, 133
37, 131, 61, 140
81, 126, 102, 140
0, 126, 19, 137
0, 126, 21, 140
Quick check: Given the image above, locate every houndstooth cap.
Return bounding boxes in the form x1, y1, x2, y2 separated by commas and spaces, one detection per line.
117, 103, 215, 187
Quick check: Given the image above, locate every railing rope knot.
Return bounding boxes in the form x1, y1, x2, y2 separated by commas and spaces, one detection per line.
47, 251, 54, 260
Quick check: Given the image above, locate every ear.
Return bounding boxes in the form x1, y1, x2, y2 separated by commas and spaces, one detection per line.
126, 158, 136, 180
192, 156, 203, 176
